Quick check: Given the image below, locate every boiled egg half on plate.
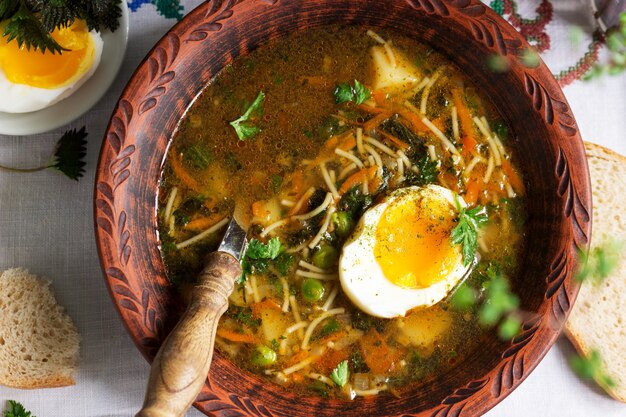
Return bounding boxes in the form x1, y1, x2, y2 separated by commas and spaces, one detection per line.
339, 185, 471, 318
0, 19, 103, 113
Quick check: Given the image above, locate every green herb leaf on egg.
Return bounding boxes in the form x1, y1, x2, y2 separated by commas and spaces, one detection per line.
451, 195, 488, 266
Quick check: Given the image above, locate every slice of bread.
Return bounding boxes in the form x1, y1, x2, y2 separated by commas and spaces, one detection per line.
0, 268, 80, 389
565, 142, 626, 402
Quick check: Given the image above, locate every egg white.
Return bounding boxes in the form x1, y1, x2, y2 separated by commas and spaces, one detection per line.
339, 185, 471, 318
0, 30, 103, 114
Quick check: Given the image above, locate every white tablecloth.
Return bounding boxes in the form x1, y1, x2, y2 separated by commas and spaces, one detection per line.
1, 1, 625, 416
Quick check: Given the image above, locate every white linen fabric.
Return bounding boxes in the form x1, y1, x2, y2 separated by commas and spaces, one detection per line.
0, 1, 624, 416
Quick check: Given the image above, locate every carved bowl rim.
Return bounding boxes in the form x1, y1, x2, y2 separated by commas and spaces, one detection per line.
94, 1, 591, 416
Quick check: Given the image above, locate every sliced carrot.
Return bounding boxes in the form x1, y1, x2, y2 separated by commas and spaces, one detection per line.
252, 200, 269, 218
359, 329, 402, 374
378, 130, 410, 151
431, 116, 446, 132
291, 373, 305, 383
452, 88, 477, 145
502, 160, 525, 195
357, 104, 388, 114
250, 299, 282, 318
337, 132, 357, 151
184, 214, 223, 231
286, 349, 310, 367
313, 347, 351, 375
216, 328, 260, 344
362, 112, 392, 132
338, 166, 378, 195
464, 178, 480, 206
290, 170, 305, 194
372, 89, 388, 106
170, 154, 202, 194
393, 107, 429, 134
461, 134, 478, 159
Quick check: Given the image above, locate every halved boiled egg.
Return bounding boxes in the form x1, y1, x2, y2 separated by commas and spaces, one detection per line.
339, 185, 470, 318
0, 19, 103, 113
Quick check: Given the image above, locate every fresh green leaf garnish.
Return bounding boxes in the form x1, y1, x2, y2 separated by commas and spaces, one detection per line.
479, 274, 519, 326
314, 317, 341, 340
497, 315, 521, 339
1, 0, 121, 54
413, 155, 438, 186
576, 241, 622, 284
239, 237, 283, 283
570, 350, 616, 388
49, 126, 88, 180
0, 126, 87, 181
333, 80, 371, 105
227, 306, 261, 328
3, 400, 34, 417
450, 283, 477, 310
330, 360, 349, 387
229, 91, 265, 140
451, 195, 488, 266
274, 252, 295, 276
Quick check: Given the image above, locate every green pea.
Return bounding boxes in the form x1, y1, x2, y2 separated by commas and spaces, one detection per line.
312, 244, 339, 269
251, 344, 277, 367
301, 278, 325, 303
332, 211, 354, 237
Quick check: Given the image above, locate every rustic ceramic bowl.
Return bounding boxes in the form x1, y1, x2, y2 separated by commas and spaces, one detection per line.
95, 0, 591, 416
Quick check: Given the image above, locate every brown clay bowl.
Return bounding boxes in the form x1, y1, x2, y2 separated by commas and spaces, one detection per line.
94, 0, 591, 416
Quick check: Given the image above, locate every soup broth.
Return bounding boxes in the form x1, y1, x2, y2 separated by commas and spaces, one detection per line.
158, 26, 526, 400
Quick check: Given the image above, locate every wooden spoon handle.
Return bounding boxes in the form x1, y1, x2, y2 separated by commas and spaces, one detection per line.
136, 252, 241, 417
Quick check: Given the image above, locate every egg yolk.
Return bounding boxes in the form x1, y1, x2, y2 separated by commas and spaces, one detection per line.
0, 19, 95, 89
374, 192, 460, 289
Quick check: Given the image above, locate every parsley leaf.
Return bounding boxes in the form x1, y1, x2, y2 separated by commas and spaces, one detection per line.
451, 196, 488, 266
570, 350, 616, 388
229, 91, 265, 140
333, 80, 371, 105
49, 126, 88, 180
450, 283, 477, 310
238, 237, 283, 283
330, 360, 349, 387
3, 400, 34, 417
407, 155, 438, 186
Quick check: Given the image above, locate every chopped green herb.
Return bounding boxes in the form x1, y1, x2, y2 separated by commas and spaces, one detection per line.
570, 350, 616, 388
479, 274, 519, 326
497, 315, 521, 339
330, 360, 349, 387
3, 400, 34, 417
576, 241, 622, 284
229, 91, 265, 140
228, 306, 261, 328
486, 54, 509, 73
239, 237, 284, 283
314, 317, 341, 340
450, 283, 477, 311
451, 196, 488, 266
409, 156, 438, 186
333, 80, 371, 105
274, 252, 294, 276
349, 350, 369, 373
183, 143, 213, 170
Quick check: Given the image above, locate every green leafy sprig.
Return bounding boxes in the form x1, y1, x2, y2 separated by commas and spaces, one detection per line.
570, 350, 616, 388
238, 237, 283, 283
229, 91, 265, 140
333, 80, 371, 105
451, 195, 488, 266
576, 240, 622, 284
1, 0, 122, 54
330, 360, 349, 387
0, 126, 88, 181
3, 401, 34, 417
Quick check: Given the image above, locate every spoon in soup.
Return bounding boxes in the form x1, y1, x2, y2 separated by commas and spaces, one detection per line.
136, 217, 247, 417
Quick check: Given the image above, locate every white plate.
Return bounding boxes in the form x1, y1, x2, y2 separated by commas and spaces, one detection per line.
0, 2, 130, 136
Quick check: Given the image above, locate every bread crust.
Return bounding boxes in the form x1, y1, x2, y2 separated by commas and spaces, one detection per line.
564, 142, 626, 403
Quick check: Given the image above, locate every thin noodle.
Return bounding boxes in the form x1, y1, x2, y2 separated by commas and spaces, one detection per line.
282, 356, 316, 375
505, 181, 515, 198
420, 69, 442, 114
290, 295, 304, 339
175, 217, 229, 249
356, 127, 365, 155
308, 206, 336, 249
301, 308, 345, 349
451, 106, 460, 142
295, 270, 338, 281
286, 240, 309, 253
335, 148, 365, 168
355, 386, 388, 397
483, 154, 495, 183
396, 157, 404, 181
338, 163, 358, 180
307, 373, 335, 386
421, 115, 461, 156
365, 136, 397, 158
279, 321, 310, 355
281, 199, 296, 207
464, 156, 485, 178
320, 163, 340, 199
329, 169, 336, 184
493, 133, 506, 157
291, 187, 316, 216
164, 187, 178, 224
366, 29, 386, 44
250, 274, 260, 303
383, 42, 397, 68
365, 145, 383, 168
168, 215, 175, 235
299, 260, 329, 274
280, 276, 290, 312
322, 285, 339, 311
428, 145, 437, 162
260, 219, 289, 238
292, 193, 333, 221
